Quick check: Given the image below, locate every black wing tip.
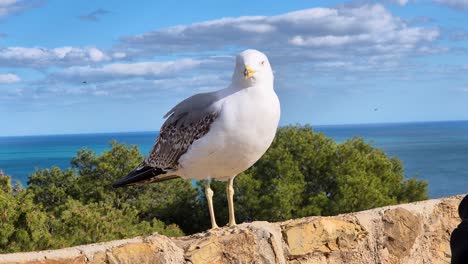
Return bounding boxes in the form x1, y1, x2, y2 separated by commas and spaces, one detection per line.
112, 165, 166, 188
111, 180, 127, 188
111, 175, 136, 188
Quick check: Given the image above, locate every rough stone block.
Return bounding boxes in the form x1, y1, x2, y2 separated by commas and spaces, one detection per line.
282, 218, 367, 256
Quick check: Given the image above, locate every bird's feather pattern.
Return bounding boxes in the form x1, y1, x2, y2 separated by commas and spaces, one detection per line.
144, 96, 220, 170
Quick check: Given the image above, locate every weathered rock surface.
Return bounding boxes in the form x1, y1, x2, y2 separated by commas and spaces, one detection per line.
0, 195, 464, 264
282, 218, 368, 256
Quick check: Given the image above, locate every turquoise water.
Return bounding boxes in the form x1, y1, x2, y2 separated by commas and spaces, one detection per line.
1, 121, 467, 198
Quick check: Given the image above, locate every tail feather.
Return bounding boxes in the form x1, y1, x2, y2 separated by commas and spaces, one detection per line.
112, 164, 178, 188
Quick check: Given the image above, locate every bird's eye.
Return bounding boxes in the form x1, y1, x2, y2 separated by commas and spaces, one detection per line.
261, 60, 265, 66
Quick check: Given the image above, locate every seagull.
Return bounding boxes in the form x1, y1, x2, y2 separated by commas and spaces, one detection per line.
112, 49, 280, 229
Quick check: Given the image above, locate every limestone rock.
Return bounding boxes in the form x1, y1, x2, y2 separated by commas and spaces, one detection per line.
92, 235, 185, 264
175, 221, 285, 264
0, 195, 464, 264
16, 256, 85, 264
383, 208, 422, 260
282, 218, 367, 256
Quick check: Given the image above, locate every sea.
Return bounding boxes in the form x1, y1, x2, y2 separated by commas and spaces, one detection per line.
1, 121, 467, 199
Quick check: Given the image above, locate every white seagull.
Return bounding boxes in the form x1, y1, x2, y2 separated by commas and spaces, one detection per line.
113, 49, 280, 229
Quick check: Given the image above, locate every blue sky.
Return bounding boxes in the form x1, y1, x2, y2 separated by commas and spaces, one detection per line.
1, 0, 468, 136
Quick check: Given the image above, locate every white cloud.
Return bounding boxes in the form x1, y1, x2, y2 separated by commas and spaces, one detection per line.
236, 23, 275, 33
434, 0, 468, 9
112, 52, 126, 59
0, 73, 20, 83
119, 4, 439, 63
0, 3, 446, 103
88, 47, 107, 62
0, 46, 110, 67
52, 59, 204, 82
0, 0, 43, 18
377, 0, 413, 5
151, 75, 229, 92
391, 0, 410, 5
0, 0, 19, 5
447, 29, 468, 41
96, 75, 228, 98
25, 74, 229, 102
0, 4, 441, 76
91, 90, 109, 96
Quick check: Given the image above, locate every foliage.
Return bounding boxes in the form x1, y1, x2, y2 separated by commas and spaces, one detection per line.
48, 199, 183, 248
27, 142, 205, 233
207, 125, 428, 225
0, 172, 184, 254
0, 126, 428, 252
0, 178, 53, 253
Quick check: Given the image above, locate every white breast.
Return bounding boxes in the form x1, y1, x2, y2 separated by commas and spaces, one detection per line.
176, 86, 280, 181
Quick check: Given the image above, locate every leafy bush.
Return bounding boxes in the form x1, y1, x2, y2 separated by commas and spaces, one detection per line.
208, 125, 428, 225
0, 125, 428, 252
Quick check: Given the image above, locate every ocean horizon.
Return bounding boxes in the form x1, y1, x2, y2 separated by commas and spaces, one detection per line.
1, 120, 467, 199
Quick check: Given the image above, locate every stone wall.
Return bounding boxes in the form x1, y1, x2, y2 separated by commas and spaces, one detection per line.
0, 195, 464, 264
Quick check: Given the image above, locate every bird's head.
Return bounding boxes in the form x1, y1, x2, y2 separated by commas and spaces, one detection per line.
232, 49, 273, 88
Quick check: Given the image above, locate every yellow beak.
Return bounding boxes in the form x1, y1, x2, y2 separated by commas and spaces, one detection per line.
243, 65, 255, 79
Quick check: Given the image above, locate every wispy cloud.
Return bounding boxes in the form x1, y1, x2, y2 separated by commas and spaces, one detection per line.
434, 0, 468, 10
0, 46, 110, 68
406, 16, 435, 25
78, 8, 110, 22
446, 29, 468, 41
389, 0, 410, 6
119, 4, 439, 64
0, 4, 442, 75
13, 74, 230, 104
50, 59, 205, 83
76, 75, 228, 98
0, 0, 44, 18
0, 4, 448, 103
0, 73, 20, 83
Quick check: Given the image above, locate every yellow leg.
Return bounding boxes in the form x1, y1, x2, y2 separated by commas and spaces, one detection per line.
205, 181, 218, 229
227, 177, 237, 227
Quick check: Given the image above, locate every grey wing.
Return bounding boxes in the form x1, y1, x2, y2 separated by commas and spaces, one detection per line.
144, 91, 221, 169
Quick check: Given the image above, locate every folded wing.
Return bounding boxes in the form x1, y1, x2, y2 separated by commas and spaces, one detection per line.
112, 91, 221, 188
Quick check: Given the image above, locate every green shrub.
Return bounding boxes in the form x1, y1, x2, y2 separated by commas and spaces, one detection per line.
0, 125, 428, 252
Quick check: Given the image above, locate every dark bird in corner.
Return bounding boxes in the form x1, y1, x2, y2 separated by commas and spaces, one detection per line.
451, 195, 468, 264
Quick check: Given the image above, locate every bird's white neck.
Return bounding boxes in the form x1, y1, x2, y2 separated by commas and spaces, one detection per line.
229, 77, 274, 92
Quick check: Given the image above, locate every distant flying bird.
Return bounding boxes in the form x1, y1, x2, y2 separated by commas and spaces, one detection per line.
82, 81, 88, 84
112, 50, 280, 229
